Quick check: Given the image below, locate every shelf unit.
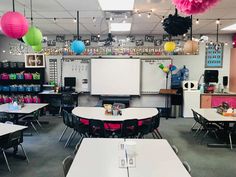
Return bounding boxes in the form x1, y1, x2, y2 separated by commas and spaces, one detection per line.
0, 63, 45, 95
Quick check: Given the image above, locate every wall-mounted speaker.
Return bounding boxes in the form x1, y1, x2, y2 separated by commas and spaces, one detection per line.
182, 81, 198, 90
223, 76, 228, 87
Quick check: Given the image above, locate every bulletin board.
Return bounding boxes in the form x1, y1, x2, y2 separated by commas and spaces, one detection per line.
61, 58, 90, 92
205, 43, 224, 68
141, 58, 172, 94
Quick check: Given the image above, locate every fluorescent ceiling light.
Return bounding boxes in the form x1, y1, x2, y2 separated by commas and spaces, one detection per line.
110, 23, 131, 32
221, 24, 236, 31
98, 0, 134, 11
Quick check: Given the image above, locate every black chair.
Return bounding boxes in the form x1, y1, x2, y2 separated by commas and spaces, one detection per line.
0, 131, 29, 172
113, 103, 126, 109
62, 155, 74, 177
60, 93, 76, 113
20, 110, 41, 134
70, 115, 89, 147
0, 112, 12, 123
121, 119, 139, 138
191, 109, 202, 131
198, 115, 220, 143
59, 110, 74, 142
89, 119, 106, 137
138, 118, 153, 138
151, 114, 162, 139
228, 123, 236, 149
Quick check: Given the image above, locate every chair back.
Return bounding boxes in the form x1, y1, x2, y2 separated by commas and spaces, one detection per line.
138, 118, 153, 136
152, 113, 161, 130
1, 131, 23, 149
61, 93, 75, 106
0, 112, 11, 123
33, 110, 40, 119
62, 110, 73, 128
191, 109, 201, 123
72, 115, 89, 135
62, 155, 74, 177
198, 115, 209, 129
113, 103, 126, 109
122, 119, 138, 138
89, 119, 106, 137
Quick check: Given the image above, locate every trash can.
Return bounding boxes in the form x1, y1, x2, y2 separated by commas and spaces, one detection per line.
170, 105, 182, 118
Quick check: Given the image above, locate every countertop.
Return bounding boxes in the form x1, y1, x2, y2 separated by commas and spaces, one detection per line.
201, 92, 236, 96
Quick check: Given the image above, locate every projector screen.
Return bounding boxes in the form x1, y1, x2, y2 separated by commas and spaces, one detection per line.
91, 58, 141, 95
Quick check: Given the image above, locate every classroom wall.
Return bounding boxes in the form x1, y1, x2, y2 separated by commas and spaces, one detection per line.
0, 34, 233, 107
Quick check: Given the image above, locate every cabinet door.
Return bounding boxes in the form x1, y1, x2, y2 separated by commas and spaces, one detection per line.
201, 95, 212, 108
211, 96, 236, 108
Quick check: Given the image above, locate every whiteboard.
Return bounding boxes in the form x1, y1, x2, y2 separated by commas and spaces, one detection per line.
62, 59, 90, 92
141, 59, 172, 93
91, 59, 141, 95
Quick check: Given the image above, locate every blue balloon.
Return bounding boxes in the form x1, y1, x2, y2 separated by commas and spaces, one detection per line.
71, 40, 85, 55
170, 65, 177, 71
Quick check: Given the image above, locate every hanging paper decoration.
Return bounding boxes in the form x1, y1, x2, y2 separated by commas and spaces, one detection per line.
159, 64, 177, 74
32, 43, 42, 52
163, 9, 192, 36
71, 40, 85, 55
23, 26, 43, 46
183, 40, 198, 54
172, 0, 220, 15
1, 11, 29, 39
164, 41, 176, 52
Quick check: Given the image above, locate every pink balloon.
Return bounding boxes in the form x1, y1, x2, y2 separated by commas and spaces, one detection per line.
172, 0, 220, 15
0, 16, 1, 31
1, 11, 29, 39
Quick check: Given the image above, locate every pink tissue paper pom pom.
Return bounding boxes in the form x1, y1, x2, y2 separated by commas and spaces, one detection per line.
172, 0, 220, 15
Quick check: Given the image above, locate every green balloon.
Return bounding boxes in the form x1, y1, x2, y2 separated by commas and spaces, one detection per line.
23, 26, 43, 46
32, 43, 42, 52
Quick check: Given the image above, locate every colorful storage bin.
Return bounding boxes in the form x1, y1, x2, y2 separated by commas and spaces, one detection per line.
17, 85, 25, 92
24, 73, 33, 80
32, 72, 40, 80
9, 73, 17, 80
16, 73, 24, 80
32, 85, 41, 92
25, 85, 33, 92
10, 62, 17, 68
1, 73, 9, 80
10, 85, 18, 92
16, 62, 25, 68
2, 86, 10, 92
2, 62, 10, 68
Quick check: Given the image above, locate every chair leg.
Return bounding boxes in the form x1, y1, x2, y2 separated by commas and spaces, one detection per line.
64, 130, 75, 148
2, 150, 11, 172
191, 122, 197, 131
155, 129, 162, 139
201, 130, 209, 144
152, 132, 157, 139
30, 122, 39, 134
19, 144, 29, 163
194, 125, 202, 137
58, 126, 68, 142
229, 133, 233, 150
36, 120, 42, 128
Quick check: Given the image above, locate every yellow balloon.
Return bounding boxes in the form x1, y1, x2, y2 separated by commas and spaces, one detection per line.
163, 67, 169, 73
164, 41, 176, 52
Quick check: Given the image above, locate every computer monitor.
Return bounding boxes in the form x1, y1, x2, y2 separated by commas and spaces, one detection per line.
64, 77, 76, 88
204, 70, 219, 83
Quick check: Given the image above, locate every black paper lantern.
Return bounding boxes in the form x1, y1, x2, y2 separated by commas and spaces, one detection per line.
162, 9, 192, 36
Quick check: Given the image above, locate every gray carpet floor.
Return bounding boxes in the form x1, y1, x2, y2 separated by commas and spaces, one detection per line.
0, 116, 236, 177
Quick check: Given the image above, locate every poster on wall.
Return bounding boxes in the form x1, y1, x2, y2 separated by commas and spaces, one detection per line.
25, 54, 45, 68
205, 43, 224, 68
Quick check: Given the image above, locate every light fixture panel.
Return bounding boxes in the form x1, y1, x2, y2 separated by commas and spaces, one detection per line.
222, 24, 236, 31
110, 23, 131, 32
98, 0, 134, 11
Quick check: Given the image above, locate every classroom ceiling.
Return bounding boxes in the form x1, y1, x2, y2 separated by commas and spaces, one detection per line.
0, 0, 236, 35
